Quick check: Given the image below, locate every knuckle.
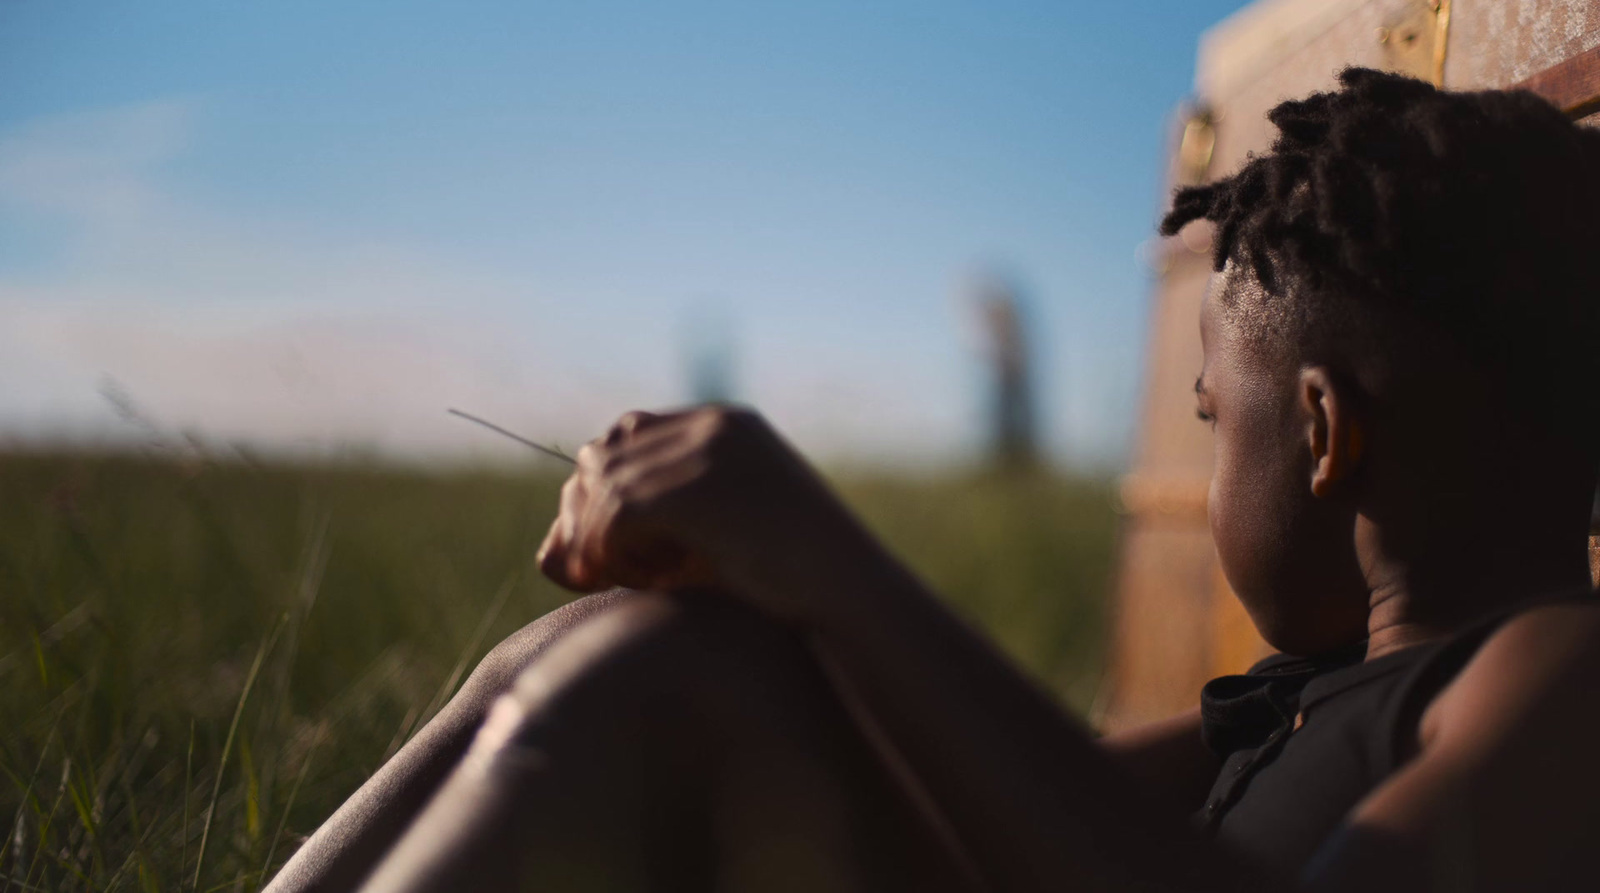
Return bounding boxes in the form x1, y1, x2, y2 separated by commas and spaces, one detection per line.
606, 410, 656, 445
698, 406, 734, 437
696, 405, 761, 457
600, 452, 630, 476
575, 442, 603, 468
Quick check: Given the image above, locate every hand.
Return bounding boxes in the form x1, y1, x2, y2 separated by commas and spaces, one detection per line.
535, 406, 874, 625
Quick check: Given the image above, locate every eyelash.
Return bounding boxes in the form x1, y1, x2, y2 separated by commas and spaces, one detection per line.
1195, 407, 1215, 424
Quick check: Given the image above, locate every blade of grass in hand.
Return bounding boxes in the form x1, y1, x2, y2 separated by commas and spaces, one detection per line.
446, 409, 575, 464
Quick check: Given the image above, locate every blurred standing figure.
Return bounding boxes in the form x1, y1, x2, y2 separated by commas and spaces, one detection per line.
974, 275, 1038, 469
683, 304, 739, 405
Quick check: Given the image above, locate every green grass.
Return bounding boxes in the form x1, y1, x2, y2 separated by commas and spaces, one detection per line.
0, 450, 1116, 891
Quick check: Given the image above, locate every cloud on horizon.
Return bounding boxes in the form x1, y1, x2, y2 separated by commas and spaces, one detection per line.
0, 100, 979, 466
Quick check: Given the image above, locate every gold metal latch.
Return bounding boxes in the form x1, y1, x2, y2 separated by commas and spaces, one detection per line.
1376, 0, 1451, 86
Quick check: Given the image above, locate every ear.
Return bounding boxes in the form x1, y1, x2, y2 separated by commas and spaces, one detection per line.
1300, 366, 1364, 499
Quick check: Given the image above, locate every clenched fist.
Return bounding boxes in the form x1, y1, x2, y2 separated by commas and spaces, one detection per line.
536, 406, 878, 626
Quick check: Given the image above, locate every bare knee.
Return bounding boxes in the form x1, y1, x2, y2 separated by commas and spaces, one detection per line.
500, 592, 816, 725
450, 588, 639, 715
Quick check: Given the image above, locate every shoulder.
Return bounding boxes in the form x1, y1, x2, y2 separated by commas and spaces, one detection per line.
1418, 597, 1600, 754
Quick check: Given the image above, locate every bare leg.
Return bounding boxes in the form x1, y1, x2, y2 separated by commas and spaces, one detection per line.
361, 593, 982, 893
265, 590, 635, 893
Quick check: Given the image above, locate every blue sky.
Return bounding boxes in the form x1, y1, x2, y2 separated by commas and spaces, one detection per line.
0, 0, 1248, 467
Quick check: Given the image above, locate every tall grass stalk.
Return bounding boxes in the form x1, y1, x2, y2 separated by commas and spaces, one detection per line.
191, 618, 282, 892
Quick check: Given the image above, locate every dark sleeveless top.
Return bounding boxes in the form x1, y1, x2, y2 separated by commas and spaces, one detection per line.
1193, 597, 1591, 881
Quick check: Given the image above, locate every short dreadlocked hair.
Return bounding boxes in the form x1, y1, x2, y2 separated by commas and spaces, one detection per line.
1161, 67, 1600, 450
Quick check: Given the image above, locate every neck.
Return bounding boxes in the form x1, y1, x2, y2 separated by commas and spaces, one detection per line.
1363, 532, 1594, 659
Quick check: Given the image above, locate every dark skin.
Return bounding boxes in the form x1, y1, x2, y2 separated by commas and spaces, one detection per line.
271, 264, 1600, 892
1198, 267, 1594, 660
260, 592, 635, 893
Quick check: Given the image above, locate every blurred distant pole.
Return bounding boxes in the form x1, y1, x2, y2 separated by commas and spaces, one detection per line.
973, 276, 1038, 471
683, 305, 738, 404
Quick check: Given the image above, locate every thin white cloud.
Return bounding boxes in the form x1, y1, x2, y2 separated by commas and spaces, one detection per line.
0, 100, 624, 456
0, 98, 191, 222
0, 99, 979, 466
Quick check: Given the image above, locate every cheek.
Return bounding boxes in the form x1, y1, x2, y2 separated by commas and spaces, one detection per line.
1207, 416, 1368, 653
1208, 425, 1287, 600
1207, 413, 1314, 639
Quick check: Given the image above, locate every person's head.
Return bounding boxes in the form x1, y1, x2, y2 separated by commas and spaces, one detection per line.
1161, 68, 1600, 654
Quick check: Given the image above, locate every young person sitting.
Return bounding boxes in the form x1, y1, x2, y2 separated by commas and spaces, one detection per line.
267, 68, 1600, 892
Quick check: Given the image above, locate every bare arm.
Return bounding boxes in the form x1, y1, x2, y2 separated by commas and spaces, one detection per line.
795, 548, 1250, 891
537, 407, 1264, 892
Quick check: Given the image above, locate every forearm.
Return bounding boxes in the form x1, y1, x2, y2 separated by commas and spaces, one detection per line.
796, 548, 1262, 892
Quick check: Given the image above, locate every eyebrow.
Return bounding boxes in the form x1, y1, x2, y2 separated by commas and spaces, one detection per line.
1194, 376, 1206, 396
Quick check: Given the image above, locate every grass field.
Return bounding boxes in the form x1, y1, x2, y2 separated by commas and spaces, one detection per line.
0, 449, 1118, 892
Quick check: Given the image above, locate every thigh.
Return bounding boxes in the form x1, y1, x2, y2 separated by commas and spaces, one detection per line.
362, 594, 984, 893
